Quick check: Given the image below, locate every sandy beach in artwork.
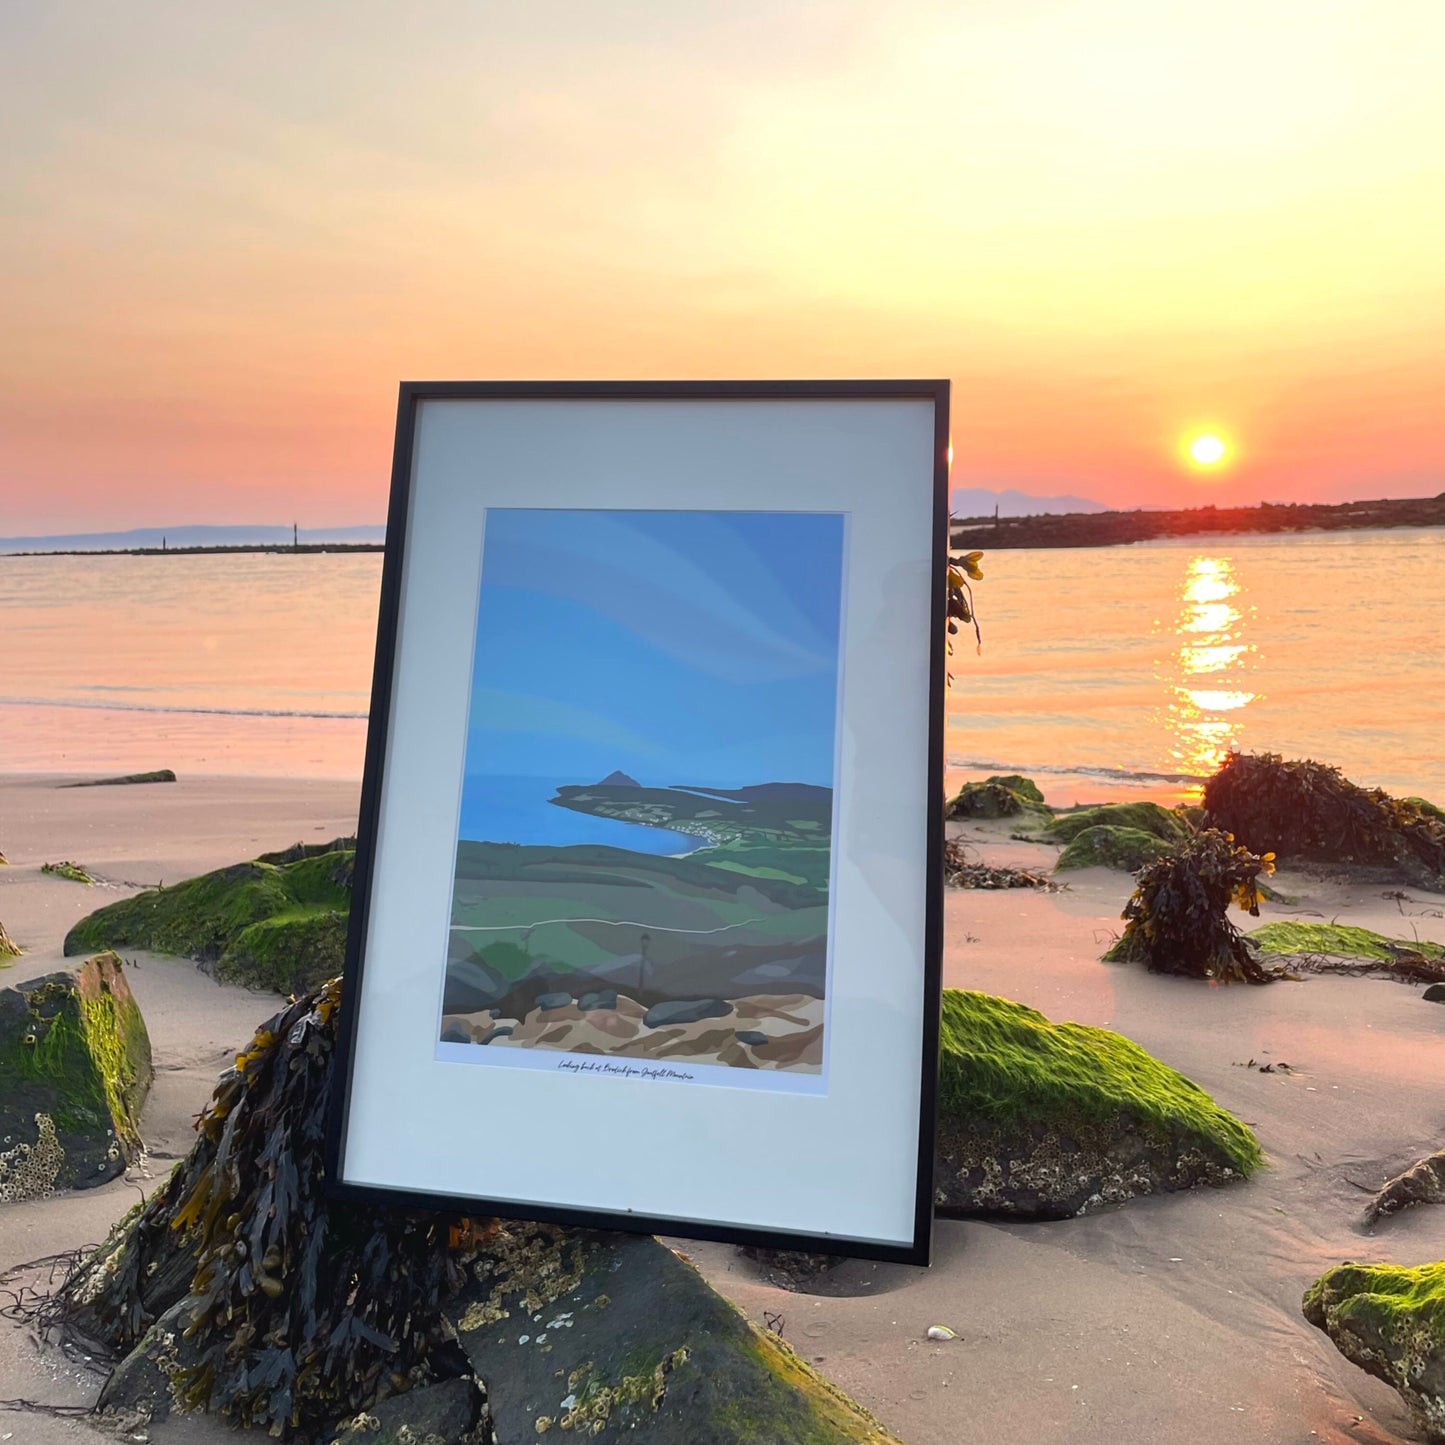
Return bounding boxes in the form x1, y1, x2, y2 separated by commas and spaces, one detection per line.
3, 769, 1444, 1445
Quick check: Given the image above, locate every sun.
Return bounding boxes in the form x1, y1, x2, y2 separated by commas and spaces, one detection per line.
1190, 434, 1227, 466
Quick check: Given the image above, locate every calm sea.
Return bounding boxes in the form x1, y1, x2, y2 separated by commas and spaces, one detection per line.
1, 528, 1441, 803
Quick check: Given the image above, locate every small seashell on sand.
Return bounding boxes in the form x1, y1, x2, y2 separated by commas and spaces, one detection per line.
926, 1324, 958, 1341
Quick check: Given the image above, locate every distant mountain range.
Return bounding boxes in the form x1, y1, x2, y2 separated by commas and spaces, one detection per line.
949, 487, 1106, 518
0, 524, 387, 554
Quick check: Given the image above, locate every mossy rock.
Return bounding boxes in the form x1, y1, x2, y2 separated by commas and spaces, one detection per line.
1304, 1260, 1445, 1443
1047, 800, 1191, 845
1405, 797, 1445, 825
982, 773, 1045, 804
0, 952, 152, 1198
1055, 824, 1175, 872
1249, 921, 1445, 963
934, 989, 1260, 1217
64, 848, 354, 994
447, 1226, 901, 1443
947, 776, 1048, 820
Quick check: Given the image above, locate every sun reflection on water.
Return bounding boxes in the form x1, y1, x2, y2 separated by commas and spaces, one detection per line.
1156, 556, 1259, 782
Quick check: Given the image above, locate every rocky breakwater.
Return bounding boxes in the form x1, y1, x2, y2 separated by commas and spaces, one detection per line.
0, 950, 152, 1198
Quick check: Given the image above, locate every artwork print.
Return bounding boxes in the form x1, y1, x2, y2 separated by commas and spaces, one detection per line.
437, 509, 845, 1086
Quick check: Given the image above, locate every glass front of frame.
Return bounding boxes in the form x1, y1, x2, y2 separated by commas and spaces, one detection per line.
438, 509, 845, 1092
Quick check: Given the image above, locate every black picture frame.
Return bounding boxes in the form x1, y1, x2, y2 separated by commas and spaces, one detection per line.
325, 380, 948, 1266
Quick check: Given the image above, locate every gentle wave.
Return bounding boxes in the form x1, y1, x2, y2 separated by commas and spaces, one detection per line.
948, 755, 1208, 785
0, 695, 368, 721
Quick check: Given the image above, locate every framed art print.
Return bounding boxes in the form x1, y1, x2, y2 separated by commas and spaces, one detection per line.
327, 381, 948, 1264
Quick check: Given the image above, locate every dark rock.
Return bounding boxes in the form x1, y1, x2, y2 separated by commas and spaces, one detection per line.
324, 1375, 488, 1445
738, 1247, 845, 1292
734, 1029, 770, 1046
578, 990, 619, 1011
97, 1298, 196, 1420
0, 953, 152, 1199
445, 1224, 898, 1442
1361, 1148, 1445, 1226
440, 1020, 475, 1044
443, 956, 510, 1014
536, 991, 574, 1011
62, 769, 177, 788
479, 1025, 514, 1045
643, 998, 732, 1029
1425, 984, 1445, 1002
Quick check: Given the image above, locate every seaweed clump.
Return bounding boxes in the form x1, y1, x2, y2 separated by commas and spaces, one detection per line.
55, 980, 470, 1440
42, 860, 98, 885
1204, 752, 1445, 885
0, 918, 18, 961
1104, 828, 1278, 983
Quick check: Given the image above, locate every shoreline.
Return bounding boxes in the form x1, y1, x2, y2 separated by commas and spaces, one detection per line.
4, 768, 1444, 1444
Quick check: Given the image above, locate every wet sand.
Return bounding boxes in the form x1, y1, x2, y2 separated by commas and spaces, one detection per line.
3, 773, 1443, 1444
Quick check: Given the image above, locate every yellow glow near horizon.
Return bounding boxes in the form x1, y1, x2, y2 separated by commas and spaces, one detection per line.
1189, 434, 1228, 467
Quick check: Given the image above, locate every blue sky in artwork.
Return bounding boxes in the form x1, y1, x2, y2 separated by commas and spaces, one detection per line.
457, 509, 844, 846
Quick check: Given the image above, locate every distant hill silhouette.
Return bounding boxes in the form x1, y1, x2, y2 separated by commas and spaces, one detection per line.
949, 487, 1106, 519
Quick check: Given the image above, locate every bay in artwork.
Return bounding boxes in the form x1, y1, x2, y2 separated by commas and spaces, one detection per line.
437, 508, 846, 1085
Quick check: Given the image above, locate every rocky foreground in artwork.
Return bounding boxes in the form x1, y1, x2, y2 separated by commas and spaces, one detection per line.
442, 992, 824, 1071
445, 780, 834, 1072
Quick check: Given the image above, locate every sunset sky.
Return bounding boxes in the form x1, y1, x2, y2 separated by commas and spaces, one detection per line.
4, 1, 1443, 532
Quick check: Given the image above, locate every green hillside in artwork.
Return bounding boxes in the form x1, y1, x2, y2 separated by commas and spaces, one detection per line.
443, 781, 833, 1026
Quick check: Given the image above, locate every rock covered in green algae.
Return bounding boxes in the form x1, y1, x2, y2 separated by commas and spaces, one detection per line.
1054, 824, 1175, 872
0, 952, 151, 1197
64, 846, 354, 994
1304, 1261, 1445, 1443
1046, 800, 1191, 845
1248, 921, 1445, 965
947, 775, 1049, 819
934, 989, 1260, 1218
446, 1224, 900, 1443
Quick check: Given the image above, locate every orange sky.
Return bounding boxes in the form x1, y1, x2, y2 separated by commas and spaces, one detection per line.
3, 1, 1443, 531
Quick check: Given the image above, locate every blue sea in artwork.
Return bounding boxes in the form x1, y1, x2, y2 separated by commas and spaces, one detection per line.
456, 772, 705, 853
455, 509, 847, 849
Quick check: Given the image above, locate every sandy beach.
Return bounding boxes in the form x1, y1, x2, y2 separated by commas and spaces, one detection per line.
3, 771, 1444, 1445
